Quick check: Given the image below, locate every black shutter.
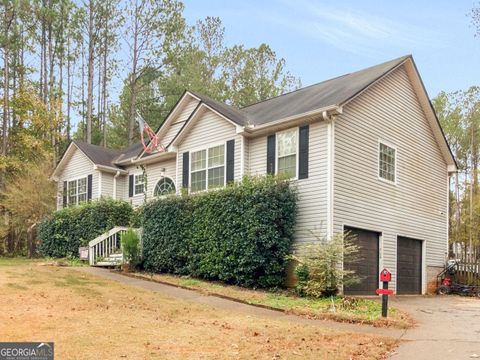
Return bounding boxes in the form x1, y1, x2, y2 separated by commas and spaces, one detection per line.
182, 152, 189, 188
87, 174, 93, 200
226, 139, 235, 183
267, 134, 276, 174
128, 174, 134, 197
63, 181, 67, 207
298, 125, 309, 179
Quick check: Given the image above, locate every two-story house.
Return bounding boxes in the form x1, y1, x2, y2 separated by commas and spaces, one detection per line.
51, 55, 457, 295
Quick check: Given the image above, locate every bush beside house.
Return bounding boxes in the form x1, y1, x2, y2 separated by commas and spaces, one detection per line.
38, 199, 135, 258
142, 176, 298, 288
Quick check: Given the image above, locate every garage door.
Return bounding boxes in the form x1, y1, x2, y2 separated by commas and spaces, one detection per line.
344, 227, 379, 295
397, 237, 422, 294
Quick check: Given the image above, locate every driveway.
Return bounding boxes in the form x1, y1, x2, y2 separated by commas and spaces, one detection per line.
390, 296, 480, 359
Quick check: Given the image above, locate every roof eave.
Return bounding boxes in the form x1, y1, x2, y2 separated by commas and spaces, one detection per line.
93, 164, 128, 174
243, 105, 342, 136
130, 150, 177, 165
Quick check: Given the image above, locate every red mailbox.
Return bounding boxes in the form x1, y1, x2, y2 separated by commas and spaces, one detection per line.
380, 268, 391, 282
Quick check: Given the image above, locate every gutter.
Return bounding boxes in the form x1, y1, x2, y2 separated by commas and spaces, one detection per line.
130, 150, 176, 165
93, 164, 128, 175
243, 105, 342, 134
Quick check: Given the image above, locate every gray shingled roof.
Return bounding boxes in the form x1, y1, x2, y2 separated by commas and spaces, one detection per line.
73, 141, 123, 168
241, 55, 410, 125
69, 55, 410, 167
189, 91, 252, 126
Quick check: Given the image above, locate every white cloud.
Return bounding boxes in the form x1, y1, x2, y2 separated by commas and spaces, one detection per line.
262, 0, 447, 57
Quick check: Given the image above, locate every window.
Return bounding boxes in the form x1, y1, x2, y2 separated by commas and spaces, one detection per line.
153, 177, 176, 197
379, 141, 396, 183
277, 128, 297, 178
190, 144, 225, 192
66, 177, 87, 206
134, 174, 145, 195
77, 177, 87, 203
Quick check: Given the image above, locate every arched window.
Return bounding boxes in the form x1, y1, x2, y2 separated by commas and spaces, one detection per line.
153, 177, 176, 197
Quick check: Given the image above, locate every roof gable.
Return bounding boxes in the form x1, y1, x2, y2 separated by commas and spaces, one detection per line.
137, 92, 200, 159
170, 103, 239, 148
51, 142, 94, 180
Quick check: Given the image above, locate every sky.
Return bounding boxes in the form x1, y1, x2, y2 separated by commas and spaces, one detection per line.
183, 0, 480, 98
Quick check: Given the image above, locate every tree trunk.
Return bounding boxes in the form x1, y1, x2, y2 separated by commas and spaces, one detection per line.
42, 0, 48, 104
2, 6, 10, 159
81, 40, 86, 141
86, 0, 95, 144
66, 40, 71, 142
102, 15, 108, 148
128, 0, 139, 146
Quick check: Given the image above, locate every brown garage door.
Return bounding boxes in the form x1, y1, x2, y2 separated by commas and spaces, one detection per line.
344, 227, 379, 295
397, 237, 422, 294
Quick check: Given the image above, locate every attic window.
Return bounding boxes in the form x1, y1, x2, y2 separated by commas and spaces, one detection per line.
378, 141, 396, 183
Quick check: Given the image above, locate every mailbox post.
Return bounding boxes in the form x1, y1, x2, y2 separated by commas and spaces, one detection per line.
376, 268, 393, 317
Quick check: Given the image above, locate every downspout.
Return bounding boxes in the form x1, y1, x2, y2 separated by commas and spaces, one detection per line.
323, 111, 335, 240
113, 170, 121, 200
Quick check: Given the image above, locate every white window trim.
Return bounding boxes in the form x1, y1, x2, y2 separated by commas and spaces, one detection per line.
133, 173, 146, 196
152, 176, 177, 198
189, 141, 227, 193
378, 139, 397, 185
275, 127, 299, 180
65, 175, 88, 206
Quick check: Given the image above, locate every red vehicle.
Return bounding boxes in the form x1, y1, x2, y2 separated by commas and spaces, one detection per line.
436, 260, 480, 297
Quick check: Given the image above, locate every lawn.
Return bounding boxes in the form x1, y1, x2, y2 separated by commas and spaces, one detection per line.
0, 258, 399, 359
131, 272, 413, 329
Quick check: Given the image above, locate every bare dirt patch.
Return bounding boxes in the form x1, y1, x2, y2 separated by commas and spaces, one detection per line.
0, 259, 398, 359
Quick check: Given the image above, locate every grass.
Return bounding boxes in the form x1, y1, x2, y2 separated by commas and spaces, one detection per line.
0, 258, 399, 359
133, 272, 414, 329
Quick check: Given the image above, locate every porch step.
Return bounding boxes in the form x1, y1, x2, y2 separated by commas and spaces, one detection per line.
95, 254, 123, 267
95, 261, 121, 267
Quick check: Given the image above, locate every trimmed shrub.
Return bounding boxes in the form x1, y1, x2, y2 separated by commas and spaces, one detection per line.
38, 199, 134, 258
143, 176, 297, 288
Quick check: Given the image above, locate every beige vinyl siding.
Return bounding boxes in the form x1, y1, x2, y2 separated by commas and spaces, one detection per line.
116, 175, 125, 200
145, 159, 177, 198
123, 165, 144, 208
248, 135, 266, 175
242, 137, 249, 177
56, 147, 98, 209
332, 65, 448, 292
247, 121, 329, 246
177, 108, 242, 192
123, 159, 177, 207
161, 98, 200, 146
100, 172, 114, 198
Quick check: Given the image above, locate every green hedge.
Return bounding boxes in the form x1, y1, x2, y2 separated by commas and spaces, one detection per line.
143, 176, 297, 288
38, 199, 135, 258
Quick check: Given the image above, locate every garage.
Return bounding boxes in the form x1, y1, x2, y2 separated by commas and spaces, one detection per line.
397, 236, 422, 294
343, 227, 379, 295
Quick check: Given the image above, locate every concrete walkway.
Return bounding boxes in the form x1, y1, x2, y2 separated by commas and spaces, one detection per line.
389, 296, 480, 359
77, 268, 480, 359
76, 267, 406, 339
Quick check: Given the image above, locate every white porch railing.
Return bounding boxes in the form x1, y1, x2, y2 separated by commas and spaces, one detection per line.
88, 226, 128, 266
